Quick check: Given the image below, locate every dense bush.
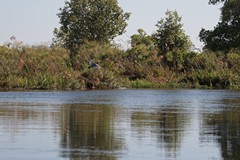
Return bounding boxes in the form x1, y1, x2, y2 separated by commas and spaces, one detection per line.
0, 43, 239, 90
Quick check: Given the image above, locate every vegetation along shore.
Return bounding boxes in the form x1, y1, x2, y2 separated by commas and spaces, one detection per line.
0, 0, 239, 90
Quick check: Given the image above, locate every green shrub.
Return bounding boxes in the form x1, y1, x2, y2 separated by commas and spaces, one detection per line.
81, 68, 118, 89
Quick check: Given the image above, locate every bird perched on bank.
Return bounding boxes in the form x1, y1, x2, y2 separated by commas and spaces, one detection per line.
88, 60, 101, 69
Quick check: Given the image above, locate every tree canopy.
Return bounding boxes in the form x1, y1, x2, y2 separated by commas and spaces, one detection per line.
54, 0, 130, 51
53, 0, 130, 68
130, 29, 154, 48
153, 10, 192, 67
200, 0, 240, 51
208, 0, 225, 5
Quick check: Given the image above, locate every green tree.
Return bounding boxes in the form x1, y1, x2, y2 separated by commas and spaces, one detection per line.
199, 0, 240, 52
130, 29, 155, 48
54, 0, 130, 68
208, 0, 225, 4
128, 29, 159, 64
153, 10, 192, 68
122, 29, 161, 81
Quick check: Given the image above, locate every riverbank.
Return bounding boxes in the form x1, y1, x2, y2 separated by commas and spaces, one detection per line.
0, 45, 239, 90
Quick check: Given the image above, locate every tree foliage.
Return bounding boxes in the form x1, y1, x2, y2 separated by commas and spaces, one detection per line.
53, 0, 130, 68
127, 29, 160, 64
200, 0, 240, 51
153, 10, 192, 67
130, 29, 155, 48
208, 0, 225, 5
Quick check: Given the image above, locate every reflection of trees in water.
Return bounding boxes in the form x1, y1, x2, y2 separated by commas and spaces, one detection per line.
0, 103, 124, 160
59, 104, 123, 160
0, 104, 58, 134
0, 107, 38, 120
131, 107, 189, 159
201, 110, 240, 160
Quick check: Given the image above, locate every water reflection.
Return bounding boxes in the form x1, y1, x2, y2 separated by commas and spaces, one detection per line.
131, 108, 190, 159
0, 103, 59, 134
201, 110, 240, 160
59, 104, 124, 160
0, 90, 240, 160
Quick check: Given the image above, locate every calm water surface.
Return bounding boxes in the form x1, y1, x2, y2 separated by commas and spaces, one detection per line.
0, 89, 239, 160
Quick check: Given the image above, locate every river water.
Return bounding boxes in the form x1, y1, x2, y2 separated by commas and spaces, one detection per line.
0, 89, 239, 160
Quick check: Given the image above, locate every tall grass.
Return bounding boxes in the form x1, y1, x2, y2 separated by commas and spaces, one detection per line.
0, 44, 239, 90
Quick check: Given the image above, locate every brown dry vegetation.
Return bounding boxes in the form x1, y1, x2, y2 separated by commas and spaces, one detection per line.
0, 43, 239, 90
